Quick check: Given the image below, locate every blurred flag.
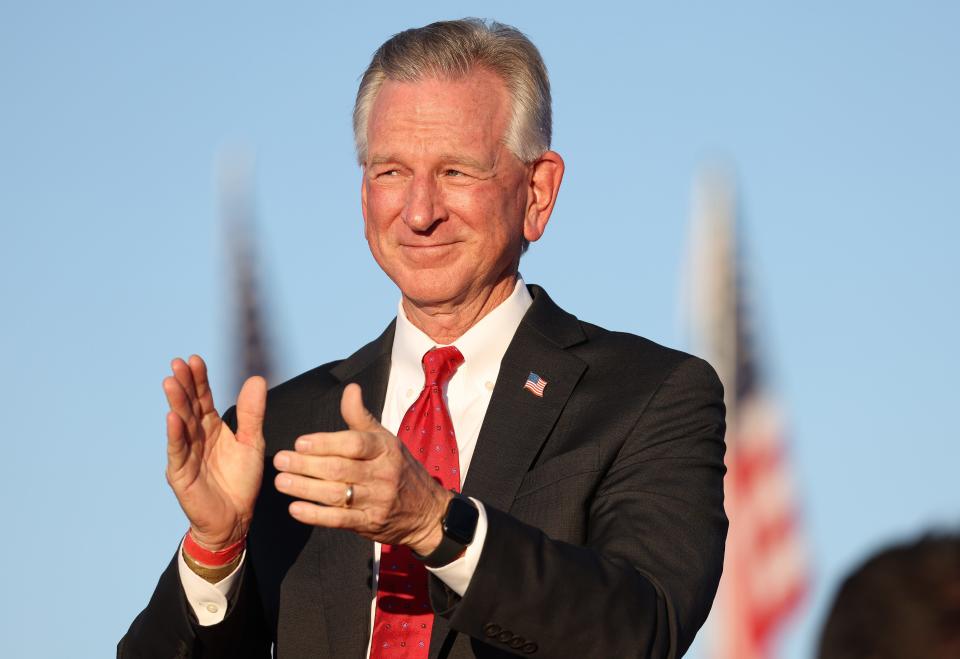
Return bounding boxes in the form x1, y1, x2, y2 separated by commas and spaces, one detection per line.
219, 153, 276, 398
686, 168, 808, 659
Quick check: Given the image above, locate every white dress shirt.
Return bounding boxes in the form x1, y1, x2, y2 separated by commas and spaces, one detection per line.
179, 277, 533, 649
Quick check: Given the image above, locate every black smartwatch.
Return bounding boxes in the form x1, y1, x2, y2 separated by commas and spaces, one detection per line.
414, 493, 479, 568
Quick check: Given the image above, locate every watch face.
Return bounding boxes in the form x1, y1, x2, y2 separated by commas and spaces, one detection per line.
443, 496, 479, 545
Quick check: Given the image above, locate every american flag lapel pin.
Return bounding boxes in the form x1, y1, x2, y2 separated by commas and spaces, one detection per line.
523, 372, 548, 397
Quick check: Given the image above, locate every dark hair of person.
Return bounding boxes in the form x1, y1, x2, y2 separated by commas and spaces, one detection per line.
817, 532, 960, 659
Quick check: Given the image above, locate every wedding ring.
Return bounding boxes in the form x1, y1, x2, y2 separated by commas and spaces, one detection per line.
344, 483, 355, 508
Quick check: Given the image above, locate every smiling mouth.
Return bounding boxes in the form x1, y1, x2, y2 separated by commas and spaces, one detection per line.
399, 240, 462, 250
399, 242, 460, 261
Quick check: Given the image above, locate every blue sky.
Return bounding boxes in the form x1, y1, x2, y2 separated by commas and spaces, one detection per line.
1, 2, 957, 657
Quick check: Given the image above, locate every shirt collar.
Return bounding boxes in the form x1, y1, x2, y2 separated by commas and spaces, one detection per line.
391, 276, 533, 388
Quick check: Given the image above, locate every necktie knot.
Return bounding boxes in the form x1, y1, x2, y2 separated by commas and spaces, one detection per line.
421, 346, 464, 388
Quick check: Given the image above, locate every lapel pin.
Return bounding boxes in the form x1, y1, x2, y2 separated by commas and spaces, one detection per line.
523, 372, 548, 397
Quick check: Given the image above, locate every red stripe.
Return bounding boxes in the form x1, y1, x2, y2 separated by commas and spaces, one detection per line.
716, 427, 808, 658
524, 382, 545, 396
183, 530, 246, 566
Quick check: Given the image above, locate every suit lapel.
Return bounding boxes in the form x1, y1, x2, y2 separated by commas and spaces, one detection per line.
462, 286, 587, 518
427, 288, 586, 658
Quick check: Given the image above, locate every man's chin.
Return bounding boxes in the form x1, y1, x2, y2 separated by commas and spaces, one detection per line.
398, 282, 467, 310
391, 269, 478, 308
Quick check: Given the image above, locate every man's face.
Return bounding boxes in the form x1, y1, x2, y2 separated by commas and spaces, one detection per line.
360, 68, 533, 311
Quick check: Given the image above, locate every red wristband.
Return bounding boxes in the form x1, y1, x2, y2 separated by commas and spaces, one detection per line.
183, 530, 246, 567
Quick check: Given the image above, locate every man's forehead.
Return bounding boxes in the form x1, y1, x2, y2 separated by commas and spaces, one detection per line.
375, 73, 506, 111
365, 71, 511, 161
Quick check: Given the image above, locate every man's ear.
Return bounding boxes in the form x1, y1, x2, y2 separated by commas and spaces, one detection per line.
523, 150, 565, 244
360, 167, 370, 241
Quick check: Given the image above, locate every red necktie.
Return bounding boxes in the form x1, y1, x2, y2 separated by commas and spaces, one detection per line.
369, 346, 465, 658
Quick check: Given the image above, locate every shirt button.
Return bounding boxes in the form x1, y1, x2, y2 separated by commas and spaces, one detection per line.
406, 388, 414, 398
484, 381, 494, 391
205, 603, 218, 613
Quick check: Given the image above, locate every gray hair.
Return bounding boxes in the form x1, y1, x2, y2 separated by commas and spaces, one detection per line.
353, 18, 552, 165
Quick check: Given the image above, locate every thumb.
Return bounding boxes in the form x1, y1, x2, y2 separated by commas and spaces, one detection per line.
235, 375, 267, 449
341, 383, 382, 432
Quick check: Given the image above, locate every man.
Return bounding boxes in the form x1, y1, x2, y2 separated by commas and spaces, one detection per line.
120, 18, 727, 659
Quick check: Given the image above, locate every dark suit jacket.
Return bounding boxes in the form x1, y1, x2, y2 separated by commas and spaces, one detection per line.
120, 286, 727, 659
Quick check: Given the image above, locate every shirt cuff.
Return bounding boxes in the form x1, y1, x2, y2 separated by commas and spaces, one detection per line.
177, 539, 245, 626
425, 497, 488, 597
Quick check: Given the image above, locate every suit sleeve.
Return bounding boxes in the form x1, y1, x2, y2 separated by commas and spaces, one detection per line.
429, 356, 728, 659
117, 549, 271, 658
118, 407, 273, 659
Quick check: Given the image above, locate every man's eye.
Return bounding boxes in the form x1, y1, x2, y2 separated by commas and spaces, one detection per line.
444, 169, 464, 177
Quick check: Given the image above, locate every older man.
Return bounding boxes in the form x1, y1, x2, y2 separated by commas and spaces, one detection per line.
120, 18, 727, 659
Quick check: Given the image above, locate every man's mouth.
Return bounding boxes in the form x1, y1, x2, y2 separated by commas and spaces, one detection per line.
399, 242, 459, 261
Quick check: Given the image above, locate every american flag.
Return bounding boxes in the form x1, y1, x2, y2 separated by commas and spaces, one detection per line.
523, 372, 548, 397
687, 168, 808, 659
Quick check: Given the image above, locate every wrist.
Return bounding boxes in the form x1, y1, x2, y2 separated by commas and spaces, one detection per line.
413, 492, 479, 568
408, 489, 454, 556
186, 523, 247, 552
184, 528, 246, 566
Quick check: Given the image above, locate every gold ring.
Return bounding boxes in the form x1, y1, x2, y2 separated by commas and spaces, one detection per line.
344, 483, 354, 508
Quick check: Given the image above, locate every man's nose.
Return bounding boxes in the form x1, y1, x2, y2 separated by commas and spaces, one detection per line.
402, 175, 445, 231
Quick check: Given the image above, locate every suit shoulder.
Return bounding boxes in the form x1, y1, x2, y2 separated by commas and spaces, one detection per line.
575, 319, 692, 369
574, 320, 721, 391
263, 320, 394, 405
220, 361, 344, 431
265, 360, 343, 405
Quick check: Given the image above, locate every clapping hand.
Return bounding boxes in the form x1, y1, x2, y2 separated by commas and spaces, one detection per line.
163, 355, 266, 551
272, 383, 451, 555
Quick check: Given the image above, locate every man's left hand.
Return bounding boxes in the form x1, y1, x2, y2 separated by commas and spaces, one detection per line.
273, 383, 452, 555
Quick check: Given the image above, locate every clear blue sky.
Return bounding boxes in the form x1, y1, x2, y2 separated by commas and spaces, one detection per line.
1, 2, 957, 657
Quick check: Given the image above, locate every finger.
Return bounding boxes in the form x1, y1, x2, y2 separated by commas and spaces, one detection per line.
294, 430, 383, 460
274, 472, 362, 507
340, 384, 383, 433
163, 376, 201, 440
274, 451, 367, 484
170, 357, 200, 404
288, 500, 367, 530
171, 357, 206, 425
236, 376, 267, 450
187, 354, 216, 416
165, 410, 189, 472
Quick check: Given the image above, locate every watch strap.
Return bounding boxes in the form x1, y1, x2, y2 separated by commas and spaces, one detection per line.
414, 494, 478, 568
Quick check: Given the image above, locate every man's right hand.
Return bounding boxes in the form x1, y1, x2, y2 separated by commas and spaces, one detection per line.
163, 355, 266, 551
